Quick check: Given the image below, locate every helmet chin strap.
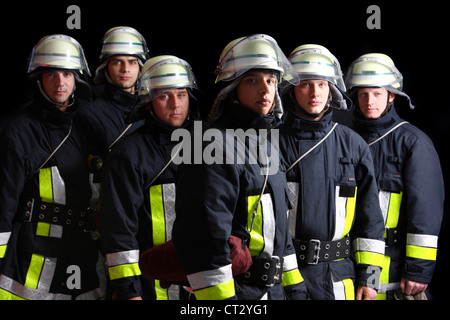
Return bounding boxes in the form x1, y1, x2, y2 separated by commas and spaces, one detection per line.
37, 80, 75, 108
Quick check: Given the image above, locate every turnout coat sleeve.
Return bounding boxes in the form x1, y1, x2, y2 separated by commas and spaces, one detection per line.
401, 126, 444, 283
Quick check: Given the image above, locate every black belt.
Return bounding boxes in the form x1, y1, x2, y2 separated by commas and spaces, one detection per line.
237, 256, 283, 287
19, 198, 95, 231
293, 236, 351, 264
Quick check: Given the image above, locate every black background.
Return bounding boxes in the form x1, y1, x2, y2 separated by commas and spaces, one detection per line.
1, 0, 448, 300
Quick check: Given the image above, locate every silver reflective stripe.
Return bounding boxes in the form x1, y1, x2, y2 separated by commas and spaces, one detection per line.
260, 194, 275, 258
332, 274, 346, 300
0, 274, 71, 300
187, 264, 233, 291
283, 253, 298, 272
162, 183, 176, 241
51, 166, 66, 205
379, 190, 390, 224
353, 238, 385, 255
406, 233, 438, 248
37, 257, 57, 292
333, 185, 347, 241
106, 250, 140, 267
287, 182, 299, 239
0, 232, 11, 246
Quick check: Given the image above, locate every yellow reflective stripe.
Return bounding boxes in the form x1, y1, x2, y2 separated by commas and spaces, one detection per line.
342, 187, 357, 238
108, 263, 141, 280
342, 278, 355, 300
36, 222, 51, 237
354, 251, 384, 268
25, 254, 45, 289
0, 245, 6, 258
194, 278, 235, 300
406, 245, 437, 261
247, 195, 264, 256
155, 280, 168, 300
281, 269, 303, 287
39, 168, 53, 203
386, 192, 402, 229
150, 185, 166, 245
0, 288, 26, 300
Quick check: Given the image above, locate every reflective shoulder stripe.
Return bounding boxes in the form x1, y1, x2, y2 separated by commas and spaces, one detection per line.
353, 238, 385, 267
106, 250, 141, 280
406, 233, 438, 261
187, 264, 235, 300
0, 232, 11, 258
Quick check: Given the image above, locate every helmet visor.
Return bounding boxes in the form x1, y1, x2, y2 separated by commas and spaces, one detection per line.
345, 56, 403, 91
289, 47, 346, 91
215, 34, 299, 85
27, 34, 90, 76
138, 57, 198, 101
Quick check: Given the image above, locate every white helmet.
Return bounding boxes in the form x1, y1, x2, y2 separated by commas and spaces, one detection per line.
27, 34, 90, 76
138, 55, 198, 101
214, 34, 299, 86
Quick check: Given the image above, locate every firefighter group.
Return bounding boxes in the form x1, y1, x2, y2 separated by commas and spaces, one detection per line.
0, 27, 444, 300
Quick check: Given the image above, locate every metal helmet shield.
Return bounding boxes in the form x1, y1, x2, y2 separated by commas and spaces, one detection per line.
214, 34, 299, 86
27, 34, 90, 76
289, 44, 346, 91
138, 55, 198, 101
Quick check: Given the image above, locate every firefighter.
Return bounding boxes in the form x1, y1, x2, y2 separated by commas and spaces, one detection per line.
345, 53, 444, 299
100, 55, 200, 300
172, 34, 308, 300
0, 34, 106, 299
78, 26, 149, 157
279, 44, 386, 300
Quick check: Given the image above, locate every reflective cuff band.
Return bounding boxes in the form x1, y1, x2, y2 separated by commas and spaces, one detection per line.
193, 278, 235, 300
0, 231, 11, 259
108, 263, 141, 280
281, 269, 304, 287
353, 238, 385, 267
406, 233, 438, 261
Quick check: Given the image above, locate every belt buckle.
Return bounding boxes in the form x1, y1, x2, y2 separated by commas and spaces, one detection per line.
309, 239, 321, 265
266, 256, 281, 287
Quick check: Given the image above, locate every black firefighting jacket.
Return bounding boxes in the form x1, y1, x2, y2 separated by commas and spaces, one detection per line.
0, 95, 106, 299
279, 109, 386, 300
100, 113, 195, 300
352, 106, 444, 293
172, 101, 307, 300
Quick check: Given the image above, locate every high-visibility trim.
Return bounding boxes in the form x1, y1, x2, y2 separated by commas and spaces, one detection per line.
149, 183, 177, 246
281, 269, 303, 287
193, 278, 235, 300
406, 233, 438, 261
150, 185, 166, 245
342, 278, 355, 300
108, 263, 141, 280
353, 238, 385, 267
333, 186, 357, 241
0, 274, 71, 300
106, 250, 141, 280
287, 182, 299, 239
247, 195, 264, 256
247, 193, 275, 257
0, 231, 11, 258
379, 190, 402, 237
39, 167, 66, 205
283, 253, 299, 271
332, 274, 355, 300
25, 254, 45, 289
36, 222, 51, 237
155, 280, 168, 300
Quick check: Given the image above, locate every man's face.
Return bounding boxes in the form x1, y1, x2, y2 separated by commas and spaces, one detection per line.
107, 55, 140, 92
151, 88, 190, 127
293, 79, 330, 119
41, 69, 75, 110
357, 87, 395, 119
237, 71, 277, 115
